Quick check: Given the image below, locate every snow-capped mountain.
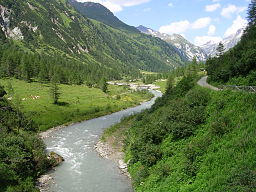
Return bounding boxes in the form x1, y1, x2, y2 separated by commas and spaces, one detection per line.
201, 28, 244, 56
137, 25, 208, 61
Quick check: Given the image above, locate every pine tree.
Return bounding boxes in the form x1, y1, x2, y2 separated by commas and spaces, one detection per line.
248, 0, 256, 25
216, 42, 225, 57
99, 77, 108, 93
38, 63, 48, 83
50, 75, 60, 104
20, 55, 32, 82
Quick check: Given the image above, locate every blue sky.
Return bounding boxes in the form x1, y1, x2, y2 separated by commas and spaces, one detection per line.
77, 0, 251, 45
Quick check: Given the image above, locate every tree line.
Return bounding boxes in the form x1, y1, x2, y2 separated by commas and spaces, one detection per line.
0, 42, 119, 87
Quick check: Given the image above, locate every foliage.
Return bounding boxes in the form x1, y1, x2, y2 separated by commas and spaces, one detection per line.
216, 42, 225, 57
0, 85, 7, 97
206, 3, 256, 85
123, 79, 256, 191
248, 0, 256, 25
99, 77, 108, 93
0, 86, 50, 191
49, 82, 60, 104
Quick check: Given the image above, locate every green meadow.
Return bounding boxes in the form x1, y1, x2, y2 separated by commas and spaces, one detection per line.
0, 78, 153, 131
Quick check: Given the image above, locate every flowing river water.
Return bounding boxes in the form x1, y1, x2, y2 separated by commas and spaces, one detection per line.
43, 90, 162, 192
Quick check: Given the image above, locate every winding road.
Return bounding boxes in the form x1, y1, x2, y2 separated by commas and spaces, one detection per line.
197, 76, 220, 91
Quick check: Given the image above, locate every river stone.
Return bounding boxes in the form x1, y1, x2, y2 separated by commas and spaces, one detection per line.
48, 151, 64, 167
118, 160, 127, 169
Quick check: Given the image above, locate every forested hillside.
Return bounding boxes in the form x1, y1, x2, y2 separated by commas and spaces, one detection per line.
68, 0, 139, 33
206, 0, 256, 85
0, 0, 187, 85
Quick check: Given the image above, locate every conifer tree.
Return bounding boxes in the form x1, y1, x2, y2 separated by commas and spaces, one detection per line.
248, 0, 256, 25
50, 75, 60, 104
216, 42, 225, 57
99, 77, 108, 93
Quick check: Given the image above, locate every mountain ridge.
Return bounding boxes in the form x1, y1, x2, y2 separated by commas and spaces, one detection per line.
0, 0, 188, 81
68, 0, 139, 33
137, 25, 208, 61
201, 28, 245, 56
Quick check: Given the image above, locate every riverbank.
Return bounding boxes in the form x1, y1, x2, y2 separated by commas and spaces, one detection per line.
40, 90, 161, 192
0, 78, 154, 131
95, 115, 136, 179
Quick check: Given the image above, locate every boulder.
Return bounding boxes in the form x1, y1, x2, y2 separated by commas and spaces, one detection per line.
48, 151, 64, 167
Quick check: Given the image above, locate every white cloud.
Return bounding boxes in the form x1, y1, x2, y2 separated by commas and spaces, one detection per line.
192, 17, 211, 29
221, 4, 246, 18
76, 0, 151, 12
194, 36, 222, 46
168, 2, 173, 7
224, 15, 247, 37
159, 17, 211, 34
212, 0, 221, 2
205, 3, 221, 12
159, 20, 190, 34
208, 25, 216, 36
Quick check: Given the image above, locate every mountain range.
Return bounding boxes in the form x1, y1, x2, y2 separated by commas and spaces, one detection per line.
137, 25, 208, 61
0, 0, 188, 81
68, 0, 139, 33
201, 28, 244, 56
0, 0, 244, 80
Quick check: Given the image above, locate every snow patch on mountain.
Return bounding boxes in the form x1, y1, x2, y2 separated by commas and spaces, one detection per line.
200, 28, 244, 56
137, 25, 207, 61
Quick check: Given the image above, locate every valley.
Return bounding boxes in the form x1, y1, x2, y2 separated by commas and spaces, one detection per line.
0, 0, 255, 191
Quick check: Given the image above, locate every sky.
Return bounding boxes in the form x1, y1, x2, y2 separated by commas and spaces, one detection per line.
76, 0, 251, 46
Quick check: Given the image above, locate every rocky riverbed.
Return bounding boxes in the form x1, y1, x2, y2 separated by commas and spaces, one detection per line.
95, 141, 131, 178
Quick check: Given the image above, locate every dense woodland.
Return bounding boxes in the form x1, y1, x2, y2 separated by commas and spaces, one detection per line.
0, 40, 119, 86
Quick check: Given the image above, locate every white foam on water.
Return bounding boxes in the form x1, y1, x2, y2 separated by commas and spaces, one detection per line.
73, 139, 83, 145
83, 129, 89, 133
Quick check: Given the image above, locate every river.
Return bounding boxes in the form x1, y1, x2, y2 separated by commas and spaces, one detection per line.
43, 90, 162, 192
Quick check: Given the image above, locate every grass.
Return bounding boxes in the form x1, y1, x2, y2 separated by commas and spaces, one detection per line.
101, 115, 136, 151
60, 12, 72, 28
140, 70, 159, 75
154, 80, 167, 93
0, 78, 153, 131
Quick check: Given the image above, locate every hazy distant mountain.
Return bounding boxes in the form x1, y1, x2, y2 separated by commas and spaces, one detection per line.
137, 25, 208, 61
201, 28, 244, 56
69, 0, 139, 33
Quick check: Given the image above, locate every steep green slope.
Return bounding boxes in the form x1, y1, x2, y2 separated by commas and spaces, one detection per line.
121, 3, 256, 189
123, 76, 256, 191
0, 0, 187, 79
68, 0, 139, 33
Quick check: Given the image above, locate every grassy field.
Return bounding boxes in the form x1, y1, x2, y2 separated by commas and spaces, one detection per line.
154, 80, 167, 93
0, 78, 153, 131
